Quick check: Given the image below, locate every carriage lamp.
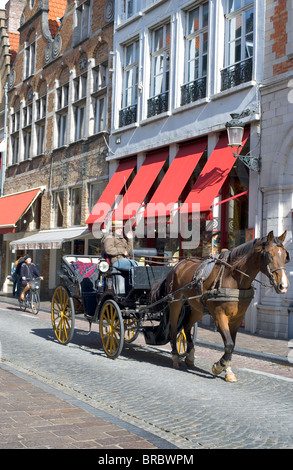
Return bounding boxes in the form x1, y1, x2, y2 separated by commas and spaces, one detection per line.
99, 260, 110, 273
225, 113, 261, 172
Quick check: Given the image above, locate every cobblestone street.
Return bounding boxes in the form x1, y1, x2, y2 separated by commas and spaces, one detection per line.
1, 301, 293, 450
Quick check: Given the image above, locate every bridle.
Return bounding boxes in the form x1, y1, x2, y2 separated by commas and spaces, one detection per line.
260, 244, 290, 291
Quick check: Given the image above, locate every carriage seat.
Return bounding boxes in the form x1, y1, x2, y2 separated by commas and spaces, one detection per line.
110, 267, 132, 295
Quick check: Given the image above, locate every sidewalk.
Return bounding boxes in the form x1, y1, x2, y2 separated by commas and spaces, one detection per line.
0, 292, 291, 449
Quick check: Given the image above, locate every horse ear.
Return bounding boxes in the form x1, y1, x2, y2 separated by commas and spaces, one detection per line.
278, 231, 287, 244
267, 231, 274, 243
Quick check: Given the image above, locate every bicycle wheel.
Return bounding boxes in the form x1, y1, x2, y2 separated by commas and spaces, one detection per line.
31, 291, 40, 315
19, 297, 26, 311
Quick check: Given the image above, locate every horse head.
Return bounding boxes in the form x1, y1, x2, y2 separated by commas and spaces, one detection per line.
260, 231, 290, 294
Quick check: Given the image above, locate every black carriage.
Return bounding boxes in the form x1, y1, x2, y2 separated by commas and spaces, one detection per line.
51, 250, 197, 358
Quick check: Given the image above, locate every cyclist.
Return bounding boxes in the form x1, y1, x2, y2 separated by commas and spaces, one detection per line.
20, 255, 43, 300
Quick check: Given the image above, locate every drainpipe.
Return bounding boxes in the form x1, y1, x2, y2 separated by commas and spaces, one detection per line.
1, 81, 8, 196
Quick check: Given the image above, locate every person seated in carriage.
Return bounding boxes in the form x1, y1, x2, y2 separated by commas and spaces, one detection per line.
103, 220, 141, 273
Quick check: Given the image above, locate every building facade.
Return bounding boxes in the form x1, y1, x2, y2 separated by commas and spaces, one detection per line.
96, 0, 262, 334
1, 0, 114, 298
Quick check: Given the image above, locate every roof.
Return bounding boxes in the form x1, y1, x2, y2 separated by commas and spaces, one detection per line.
8, 32, 19, 64
48, 0, 67, 38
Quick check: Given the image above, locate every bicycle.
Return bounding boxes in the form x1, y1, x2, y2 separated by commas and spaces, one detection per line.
19, 277, 41, 315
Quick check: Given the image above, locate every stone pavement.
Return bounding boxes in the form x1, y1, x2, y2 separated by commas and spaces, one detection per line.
0, 293, 292, 449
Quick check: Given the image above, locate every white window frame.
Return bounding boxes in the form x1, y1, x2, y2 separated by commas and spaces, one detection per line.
122, 39, 139, 108
91, 63, 107, 134
150, 23, 170, 98
225, 0, 254, 67
24, 42, 35, 79
185, 3, 209, 84
56, 83, 69, 147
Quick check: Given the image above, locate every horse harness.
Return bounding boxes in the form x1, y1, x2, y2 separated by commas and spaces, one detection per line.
191, 251, 255, 309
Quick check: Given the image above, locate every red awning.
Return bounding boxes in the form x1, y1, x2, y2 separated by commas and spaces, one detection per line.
144, 138, 207, 218
86, 157, 136, 227
0, 188, 44, 234
113, 149, 169, 221
181, 128, 250, 214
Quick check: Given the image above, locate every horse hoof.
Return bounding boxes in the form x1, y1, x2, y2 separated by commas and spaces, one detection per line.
172, 362, 179, 369
185, 358, 194, 368
212, 363, 224, 375
225, 372, 238, 382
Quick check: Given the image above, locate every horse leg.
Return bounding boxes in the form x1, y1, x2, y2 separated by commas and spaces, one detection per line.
183, 303, 203, 367
212, 310, 238, 382
169, 300, 183, 368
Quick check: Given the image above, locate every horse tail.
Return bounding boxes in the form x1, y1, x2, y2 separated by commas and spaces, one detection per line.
150, 278, 167, 312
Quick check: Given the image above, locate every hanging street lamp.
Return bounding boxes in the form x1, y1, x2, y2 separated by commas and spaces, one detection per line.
225, 113, 261, 172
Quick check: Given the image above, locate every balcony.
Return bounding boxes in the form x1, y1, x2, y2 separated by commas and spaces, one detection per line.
119, 104, 137, 128
221, 57, 253, 91
181, 77, 207, 106
147, 91, 169, 118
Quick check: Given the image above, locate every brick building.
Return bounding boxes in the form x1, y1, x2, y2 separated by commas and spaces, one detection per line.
1, 0, 114, 298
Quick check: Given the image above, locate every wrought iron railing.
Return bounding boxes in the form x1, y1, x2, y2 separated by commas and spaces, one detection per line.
119, 104, 137, 127
221, 57, 253, 91
181, 77, 207, 106
147, 91, 169, 118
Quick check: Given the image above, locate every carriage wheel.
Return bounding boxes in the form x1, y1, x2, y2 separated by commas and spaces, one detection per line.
99, 299, 124, 359
51, 285, 75, 345
176, 323, 198, 356
124, 312, 140, 344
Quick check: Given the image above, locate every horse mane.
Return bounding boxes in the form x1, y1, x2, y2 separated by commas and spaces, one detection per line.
229, 238, 263, 271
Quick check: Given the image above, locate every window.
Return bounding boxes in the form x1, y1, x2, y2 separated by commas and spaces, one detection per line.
91, 64, 107, 134
11, 111, 20, 133
36, 96, 46, 121
57, 84, 69, 110
73, 74, 87, 140
56, 84, 69, 147
221, 0, 254, 90
11, 135, 19, 165
181, 3, 208, 105
119, 40, 139, 127
74, 74, 87, 102
148, 23, 170, 117
57, 113, 67, 147
74, 0, 91, 45
70, 187, 82, 226
119, 0, 140, 22
24, 42, 35, 79
35, 96, 46, 155
74, 105, 86, 140
23, 104, 32, 127
88, 180, 107, 212
53, 190, 64, 228
36, 123, 45, 155
93, 64, 107, 92
23, 128, 31, 160
93, 96, 106, 133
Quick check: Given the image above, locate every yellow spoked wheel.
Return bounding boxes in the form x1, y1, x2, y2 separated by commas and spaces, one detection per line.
176, 324, 197, 356
99, 300, 124, 359
124, 312, 140, 344
51, 285, 75, 345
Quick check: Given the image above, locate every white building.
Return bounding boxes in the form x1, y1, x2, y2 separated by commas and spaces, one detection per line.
88, 0, 293, 338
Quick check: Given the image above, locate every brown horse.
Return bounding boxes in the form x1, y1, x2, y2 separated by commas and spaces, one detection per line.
152, 231, 290, 382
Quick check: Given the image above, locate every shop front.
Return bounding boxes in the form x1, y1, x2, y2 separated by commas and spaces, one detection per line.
87, 129, 252, 263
